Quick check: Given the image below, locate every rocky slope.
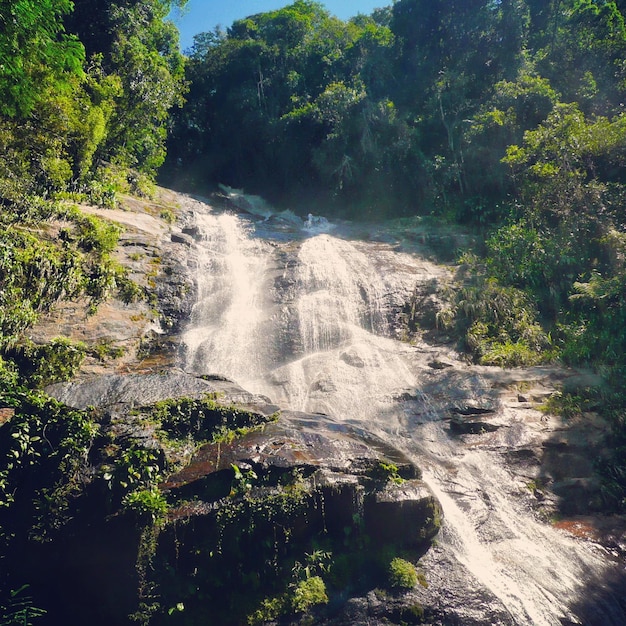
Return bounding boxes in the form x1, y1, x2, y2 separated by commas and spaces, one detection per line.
23, 189, 626, 625
20, 190, 442, 626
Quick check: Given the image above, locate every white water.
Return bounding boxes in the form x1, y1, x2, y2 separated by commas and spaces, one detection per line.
181, 197, 624, 625
184, 211, 270, 380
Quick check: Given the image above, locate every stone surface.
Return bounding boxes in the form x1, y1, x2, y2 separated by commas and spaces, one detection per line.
25, 188, 626, 626
47, 370, 275, 412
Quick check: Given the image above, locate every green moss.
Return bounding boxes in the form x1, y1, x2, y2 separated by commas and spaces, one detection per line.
143, 395, 278, 442
372, 461, 405, 484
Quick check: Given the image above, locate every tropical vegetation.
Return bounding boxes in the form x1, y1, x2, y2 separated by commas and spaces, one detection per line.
163, 0, 626, 512
2, 0, 626, 623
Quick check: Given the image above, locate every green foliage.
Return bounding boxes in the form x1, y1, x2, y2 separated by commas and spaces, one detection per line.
230, 463, 258, 496
291, 576, 328, 613
145, 395, 278, 442
164, 0, 410, 212
8, 338, 87, 387
0, 197, 140, 356
89, 339, 125, 362
373, 461, 404, 484
159, 208, 176, 224
84, 1, 187, 176
123, 487, 169, 523
540, 391, 589, 419
73, 214, 121, 254
247, 594, 290, 625
0, 385, 99, 533
0, 0, 85, 118
0, 0, 187, 214
387, 557, 418, 589
437, 270, 553, 366
0, 228, 82, 345
0, 585, 46, 626
103, 445, 165, 497
291, 549, 333, 582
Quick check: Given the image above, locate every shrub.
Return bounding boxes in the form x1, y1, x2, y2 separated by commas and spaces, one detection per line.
247, 595, 289, 625
123, 487, 169, 523
291, 576, 328, 613
372, 461, 404, 484
388, 558, 418, 589
437, 272, 553, 366
7, 338, 87, 387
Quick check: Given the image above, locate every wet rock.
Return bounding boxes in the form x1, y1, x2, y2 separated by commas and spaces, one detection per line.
170, 231, 194, 246
181, 225, 202, 240
46, 370, 276, 412
42, 368, 443, 626
450, 402, 495, 416
366, 480, 441, 547
162, 412, 440, 548
340, 349, 366, 368
428, 359, 453, 369
552, 478, 604, 514
146, 406, 441, 626
449, 417, 501, 435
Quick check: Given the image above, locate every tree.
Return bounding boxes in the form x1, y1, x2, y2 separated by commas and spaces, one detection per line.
0, 0, 84, 117
532, 0, 626, 116
64, 0, 188, 176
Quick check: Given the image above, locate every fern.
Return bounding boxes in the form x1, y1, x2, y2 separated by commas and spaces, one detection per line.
0, 585, 46, 626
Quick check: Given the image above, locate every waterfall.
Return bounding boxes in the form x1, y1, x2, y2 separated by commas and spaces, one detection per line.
180, 196, 625, 625
182, 211, 271, 382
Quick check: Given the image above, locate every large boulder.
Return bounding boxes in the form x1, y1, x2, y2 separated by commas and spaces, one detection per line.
40, 372, 441, 626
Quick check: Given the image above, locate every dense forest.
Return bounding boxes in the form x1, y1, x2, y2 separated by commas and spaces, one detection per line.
1, 0, 626, 622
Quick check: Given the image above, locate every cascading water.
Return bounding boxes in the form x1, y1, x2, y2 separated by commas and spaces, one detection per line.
180, 194, 625, 625
183, 210, 271, 381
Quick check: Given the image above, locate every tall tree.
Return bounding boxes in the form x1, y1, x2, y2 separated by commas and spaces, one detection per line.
533, 0, 626, 116
65, 0, 188, 175
0, 0, 84, 117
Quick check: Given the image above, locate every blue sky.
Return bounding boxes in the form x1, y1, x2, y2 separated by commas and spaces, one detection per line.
170, 1, 390, 51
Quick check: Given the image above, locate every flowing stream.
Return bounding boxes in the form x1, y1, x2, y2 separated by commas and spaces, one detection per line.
180, 195, 625, 625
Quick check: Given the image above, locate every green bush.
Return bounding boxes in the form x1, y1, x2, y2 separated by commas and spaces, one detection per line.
291, 576, 328, 613
74, 214, 121, 255
123, 487, 169, 523
437, 272, 553, 366
372, 461, 405, 484
388, 557, 418, 589
247, 595, 290, 625
7, 338, 87, 387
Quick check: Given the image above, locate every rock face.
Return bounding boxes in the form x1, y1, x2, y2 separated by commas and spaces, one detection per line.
21, 189, 626, 626
43, 372, 441, 626
47, 370, 276, 411
28, 189, 199, 376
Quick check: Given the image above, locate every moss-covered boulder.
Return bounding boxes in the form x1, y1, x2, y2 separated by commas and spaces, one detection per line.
32, 374, 442, 626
